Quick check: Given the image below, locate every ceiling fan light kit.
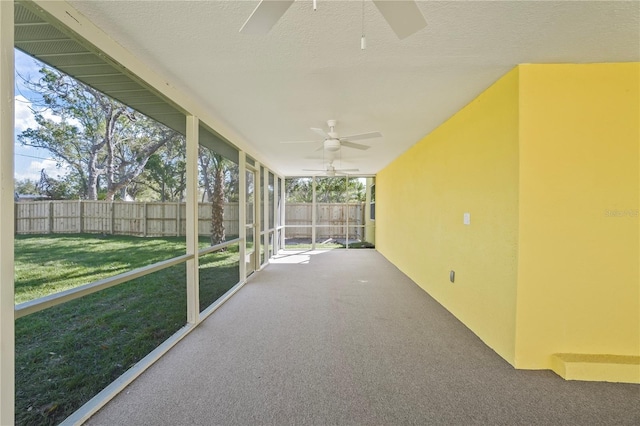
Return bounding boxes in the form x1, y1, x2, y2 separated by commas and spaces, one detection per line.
281, 119, 382, 155
324, 139, 341, 152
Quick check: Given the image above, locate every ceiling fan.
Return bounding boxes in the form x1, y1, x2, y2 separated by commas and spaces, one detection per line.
240, 0, 427, 40
303, 161, 359, 177
281, 119, 382, 152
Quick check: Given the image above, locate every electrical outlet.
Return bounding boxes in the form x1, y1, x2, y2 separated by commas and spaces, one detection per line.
450, 270, 455, 283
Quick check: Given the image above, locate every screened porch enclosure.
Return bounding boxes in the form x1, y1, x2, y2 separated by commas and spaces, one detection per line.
4, 1, 292, 424
283, 176, 376, 250
4, 2, 380, 423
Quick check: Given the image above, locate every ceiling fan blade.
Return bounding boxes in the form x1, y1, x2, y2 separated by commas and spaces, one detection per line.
310, 127, 330, 139
336, 169, 359, 172
341, 141, 370, 151
240, 0, 295, 34
341, 131, 382, 141
372, 0, 427, 40
302, 169, 326, 172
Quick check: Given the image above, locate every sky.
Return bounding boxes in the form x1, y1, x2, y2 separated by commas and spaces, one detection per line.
14, 48, 68, 183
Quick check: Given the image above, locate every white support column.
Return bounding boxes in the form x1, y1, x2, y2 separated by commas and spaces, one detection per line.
280, 177, 285, 251
345, 176, 349, 250
263, 168, 269, 264
185, 116, 199, 324
311, 177, 317, 250
253, 162, 261, 270
273, 175, 279, 255
0, 1, 15, 423
238, 152, 247, 281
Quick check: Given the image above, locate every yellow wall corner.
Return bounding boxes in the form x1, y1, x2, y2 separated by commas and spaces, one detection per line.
377, 67, 521, 364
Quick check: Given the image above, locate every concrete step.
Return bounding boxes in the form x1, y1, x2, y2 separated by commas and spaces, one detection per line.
551, 353, 640, 384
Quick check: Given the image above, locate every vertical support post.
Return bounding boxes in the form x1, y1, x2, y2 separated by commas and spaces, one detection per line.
162, 204, 166, 236
142, 202, 147, 237
238, 152, 247, 282
273, 175, 279, 255
176, 201, 180, 237
185, 116, 200, 324
280, 176, 285, 251
263, 168, 269, 264
311, 177, 317, 250
254, 162, 261, 270
48, 201, 54, 234
78, 199, 84, 233
0, 1, 15, 423
110, 201, 115, 234
345, 176, 349, 250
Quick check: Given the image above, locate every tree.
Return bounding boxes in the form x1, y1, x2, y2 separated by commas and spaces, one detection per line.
199, 148, 228, 245
18, 66, 175, 200
36, 169, 78, 200
224, 163, 240, 203
285, 178, 312, 203
286, 177, 365, 203
14, 178, 38, 195
133, 133, 186, 202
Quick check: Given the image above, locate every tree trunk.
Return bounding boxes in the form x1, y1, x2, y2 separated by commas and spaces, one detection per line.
87, 156, 99, 200
105, 109, 117, 200
211, 162, 225, 246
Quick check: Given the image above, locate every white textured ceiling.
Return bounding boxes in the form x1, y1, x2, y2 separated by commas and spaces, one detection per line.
67, 0, 639, 176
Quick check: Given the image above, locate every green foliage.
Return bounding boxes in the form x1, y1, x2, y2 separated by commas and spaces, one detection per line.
285, 177, 312, 202
223, 162, 240, 203
14, 178, 38, 195
285, 177, 366, 203
35, 169, 82, 200
14, 234, 240, 425
135, 137, 187, 202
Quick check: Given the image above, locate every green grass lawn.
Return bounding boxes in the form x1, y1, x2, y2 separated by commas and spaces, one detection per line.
14, 234, 240, 426
15, 234, 235, 304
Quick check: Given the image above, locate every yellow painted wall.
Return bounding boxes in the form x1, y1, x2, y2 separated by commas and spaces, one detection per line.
515, 63, 640, 368
376, 68, 521, 364
377, 63, 639, 375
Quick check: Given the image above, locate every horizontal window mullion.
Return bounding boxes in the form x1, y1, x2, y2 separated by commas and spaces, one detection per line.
197, 238, 241, 256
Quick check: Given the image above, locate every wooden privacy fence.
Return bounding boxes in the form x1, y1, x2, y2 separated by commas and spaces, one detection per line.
14, 200, 365, 239
15, 200, 240, 237
285, 202, 365, 239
